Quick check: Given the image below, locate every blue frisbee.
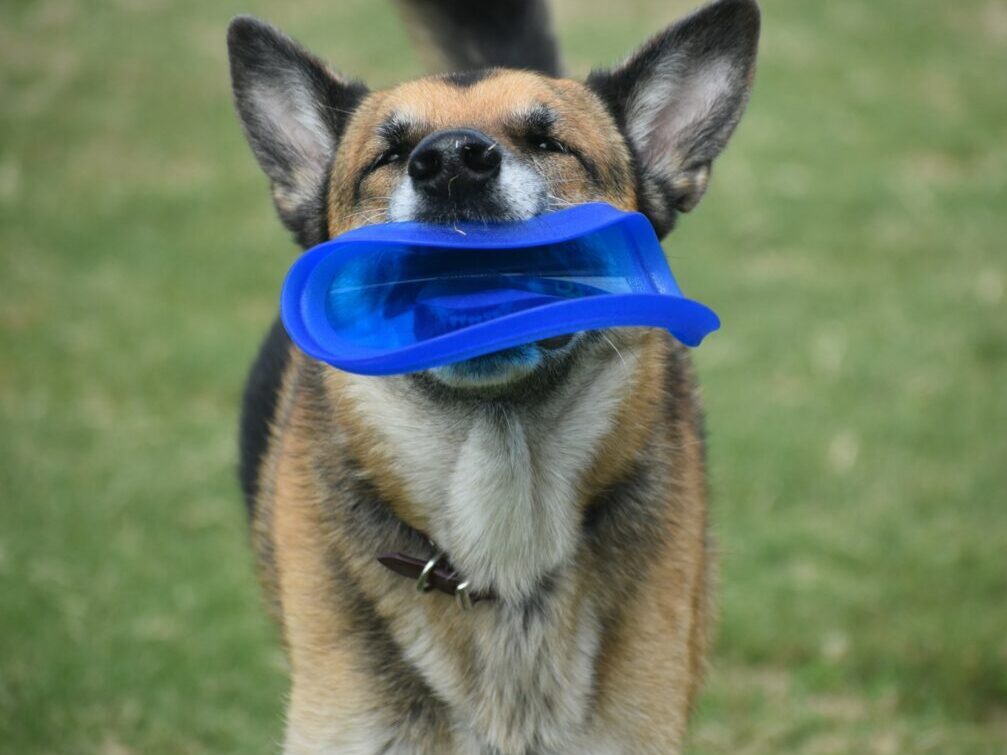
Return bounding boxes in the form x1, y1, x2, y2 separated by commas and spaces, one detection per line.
280, 202, 719, 376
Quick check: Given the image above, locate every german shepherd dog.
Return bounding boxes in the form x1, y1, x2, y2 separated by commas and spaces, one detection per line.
229, 1, 759, 752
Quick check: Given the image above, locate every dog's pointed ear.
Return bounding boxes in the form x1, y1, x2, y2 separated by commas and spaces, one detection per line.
227, 16, 368, 247
588, 0, 760, 236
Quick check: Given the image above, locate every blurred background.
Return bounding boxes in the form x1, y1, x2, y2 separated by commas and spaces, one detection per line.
2, 0, 1005, 752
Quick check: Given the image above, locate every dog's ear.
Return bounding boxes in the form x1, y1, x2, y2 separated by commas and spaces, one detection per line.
588, 0, 760, 236
227, 16, 368, 247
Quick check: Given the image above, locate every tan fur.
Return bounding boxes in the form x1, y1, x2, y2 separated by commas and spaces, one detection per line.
272, 427, 381, 751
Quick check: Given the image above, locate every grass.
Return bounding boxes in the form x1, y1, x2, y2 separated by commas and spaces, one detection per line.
1, 0, 1005, 752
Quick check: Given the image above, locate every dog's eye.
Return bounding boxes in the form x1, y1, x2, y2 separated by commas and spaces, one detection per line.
532, 135, 568, 154
371, 147, 405, 170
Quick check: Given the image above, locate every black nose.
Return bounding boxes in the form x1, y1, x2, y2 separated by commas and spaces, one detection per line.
407, 128, 502, 199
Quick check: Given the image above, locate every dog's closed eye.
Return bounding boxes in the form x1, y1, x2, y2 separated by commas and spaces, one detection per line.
370, 146, 406, 171
508, 106, 570, 155
531, 135, 568, 153
367, 117, 417, 173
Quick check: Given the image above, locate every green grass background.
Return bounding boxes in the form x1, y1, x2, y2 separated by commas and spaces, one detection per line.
1, 0, 1005, 752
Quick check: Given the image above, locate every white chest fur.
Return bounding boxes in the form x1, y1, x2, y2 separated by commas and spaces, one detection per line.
337, 348, 638, 753
341, 349, 634, 600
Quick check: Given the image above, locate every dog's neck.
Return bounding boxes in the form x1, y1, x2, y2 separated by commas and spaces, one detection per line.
331, 339, 647, 603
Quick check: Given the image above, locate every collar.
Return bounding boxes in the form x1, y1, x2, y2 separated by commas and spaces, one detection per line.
377, 550, 495, 610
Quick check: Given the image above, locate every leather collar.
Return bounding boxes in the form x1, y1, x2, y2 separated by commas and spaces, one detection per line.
377, 551, 495, 609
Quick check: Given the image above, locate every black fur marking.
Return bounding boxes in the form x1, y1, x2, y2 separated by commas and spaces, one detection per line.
440, 69, 496, 88
238, 317, 291, 517
583, 461, 661, 548
396, 0, 561, 76
377, 115, 415, 145
522, 105, 557, 135
519, 573, 556, 632
293, 169, 334, 249
340, 463, 428, 553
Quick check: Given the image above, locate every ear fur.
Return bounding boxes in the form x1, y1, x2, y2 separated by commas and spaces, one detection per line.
227, 16, 368, 247
588, 0, 760, 236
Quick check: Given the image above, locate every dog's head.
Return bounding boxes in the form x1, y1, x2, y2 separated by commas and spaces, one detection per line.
228, 0, 759, 394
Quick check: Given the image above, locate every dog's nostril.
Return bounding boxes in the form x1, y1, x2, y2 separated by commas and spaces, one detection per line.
408, 149, 442, 182
462, 142, 501, 175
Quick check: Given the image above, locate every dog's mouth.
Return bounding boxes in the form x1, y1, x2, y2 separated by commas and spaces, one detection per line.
424, 332, 581, 390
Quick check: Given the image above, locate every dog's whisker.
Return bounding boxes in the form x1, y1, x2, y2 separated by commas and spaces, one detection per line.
601, 332, 630, 380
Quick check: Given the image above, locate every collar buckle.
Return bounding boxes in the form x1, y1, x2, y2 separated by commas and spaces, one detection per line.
416, 553, 444, 593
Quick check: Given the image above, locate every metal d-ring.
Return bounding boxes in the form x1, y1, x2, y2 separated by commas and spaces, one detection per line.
455, 580, 473, 611
415, 553, 443, 593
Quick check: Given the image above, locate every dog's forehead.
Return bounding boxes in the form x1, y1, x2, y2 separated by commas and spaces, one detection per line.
361, 71, 601, 132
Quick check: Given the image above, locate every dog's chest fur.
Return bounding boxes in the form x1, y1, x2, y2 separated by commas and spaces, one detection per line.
334, 351, 637, 753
